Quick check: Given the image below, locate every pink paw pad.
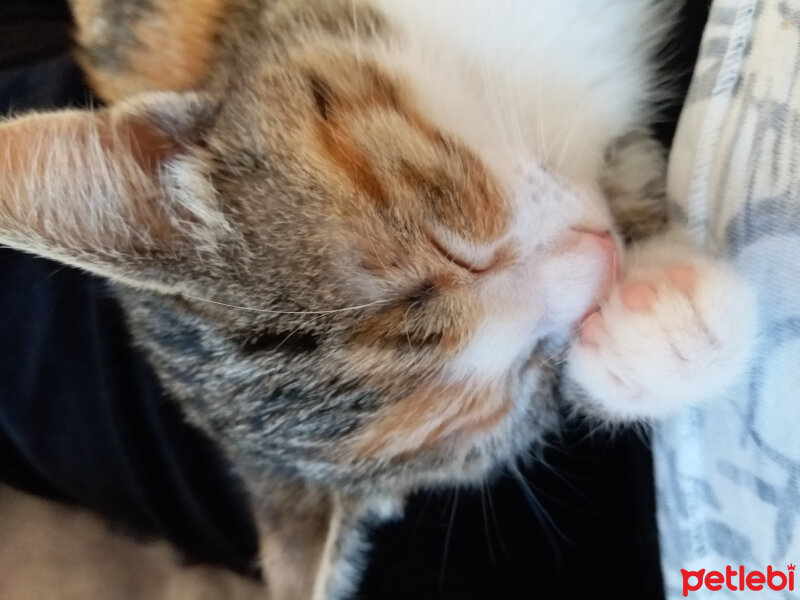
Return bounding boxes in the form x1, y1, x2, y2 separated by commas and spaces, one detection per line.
620, 282, 656, 312
578, 265, 699, 347
665, 265, 697, 293
619, 265, 698, 312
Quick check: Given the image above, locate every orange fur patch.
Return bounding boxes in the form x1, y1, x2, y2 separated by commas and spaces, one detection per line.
350, 303, 464, 351
396, 139, 510, 244
308, 61, 511, 286
76, 0, 231, 101
316, 120, 388, 204
353, 381, 511, 458
309, 67, 400, 204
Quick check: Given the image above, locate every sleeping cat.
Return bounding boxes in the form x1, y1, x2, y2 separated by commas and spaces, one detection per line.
0, 1, 757, 598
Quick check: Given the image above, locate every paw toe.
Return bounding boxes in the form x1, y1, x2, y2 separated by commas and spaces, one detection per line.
665, 265, 697, 294
620, 281, 657, 312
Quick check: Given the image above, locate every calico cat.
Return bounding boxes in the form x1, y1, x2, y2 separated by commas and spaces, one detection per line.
0, 1, 757, 598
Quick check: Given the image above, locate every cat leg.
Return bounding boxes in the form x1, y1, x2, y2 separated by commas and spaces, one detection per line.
564, 229, 758, 421
253, 481, 394, 600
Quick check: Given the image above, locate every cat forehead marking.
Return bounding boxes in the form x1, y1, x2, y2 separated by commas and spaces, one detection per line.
296, 60, 512, 244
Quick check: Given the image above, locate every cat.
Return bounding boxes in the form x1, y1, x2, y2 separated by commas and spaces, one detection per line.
0, 0, 758, 598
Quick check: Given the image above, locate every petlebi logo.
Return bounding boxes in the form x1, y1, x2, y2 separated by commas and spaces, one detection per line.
681, 564, 795, 596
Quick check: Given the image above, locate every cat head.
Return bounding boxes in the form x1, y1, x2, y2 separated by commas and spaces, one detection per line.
0, 1, 621, 496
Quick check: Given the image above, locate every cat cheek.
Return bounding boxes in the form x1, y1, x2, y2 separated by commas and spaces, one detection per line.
445, 313, 545, 382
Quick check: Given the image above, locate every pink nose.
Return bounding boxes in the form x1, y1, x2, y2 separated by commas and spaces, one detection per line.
576, 227, 618, 263
570, 227, 620, 294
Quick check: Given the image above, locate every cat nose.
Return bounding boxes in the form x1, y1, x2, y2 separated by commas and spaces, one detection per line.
570, 227, 620, 287
571, 227, 616, 252
572, 226, 616, 252
571, 226, 613, 242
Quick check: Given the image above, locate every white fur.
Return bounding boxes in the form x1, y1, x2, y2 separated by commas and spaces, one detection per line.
370, 0, 664, 180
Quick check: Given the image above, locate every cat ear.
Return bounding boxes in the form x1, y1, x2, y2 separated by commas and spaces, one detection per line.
256, 487, 363, 600
71, 0, 228, 101
0, 92, 231, 292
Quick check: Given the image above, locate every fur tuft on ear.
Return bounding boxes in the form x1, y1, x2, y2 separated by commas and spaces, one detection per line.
0, 92, 230, 291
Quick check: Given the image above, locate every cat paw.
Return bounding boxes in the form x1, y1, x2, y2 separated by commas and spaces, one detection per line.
565, 259, 758, 419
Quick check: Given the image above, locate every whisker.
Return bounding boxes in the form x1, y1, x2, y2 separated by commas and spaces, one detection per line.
480, 57, 524, 166
538, 345, 567, 369
409, 490, 435, 542
553, 105, 589, 172
508, 464, 569, 564
269, 312, 327, 352
571, 417, 611, 447
179, 294, 390, 316
484, 480, 511, 561
439, 488, 459, 595
480, 482, 501, 574
351, 0, 361, 65
524, 452, 593, 506
402, 301, 420, 353
508, 7, 530, 160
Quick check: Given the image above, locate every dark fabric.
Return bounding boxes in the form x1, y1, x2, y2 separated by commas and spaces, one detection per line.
0, 249, 260, 576
0, 34, 260, 577
0, 1, 72, 69
0, 1, 711, 598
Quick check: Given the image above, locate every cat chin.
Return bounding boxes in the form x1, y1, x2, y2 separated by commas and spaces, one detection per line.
404, 401, 555, 492
333, 416, 544, 498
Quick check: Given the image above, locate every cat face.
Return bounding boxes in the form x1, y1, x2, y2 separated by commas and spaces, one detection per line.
0, 2, 619, 495
123, 47, 618, 492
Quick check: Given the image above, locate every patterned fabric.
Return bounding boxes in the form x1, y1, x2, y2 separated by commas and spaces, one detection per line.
655, 0, 800, 597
